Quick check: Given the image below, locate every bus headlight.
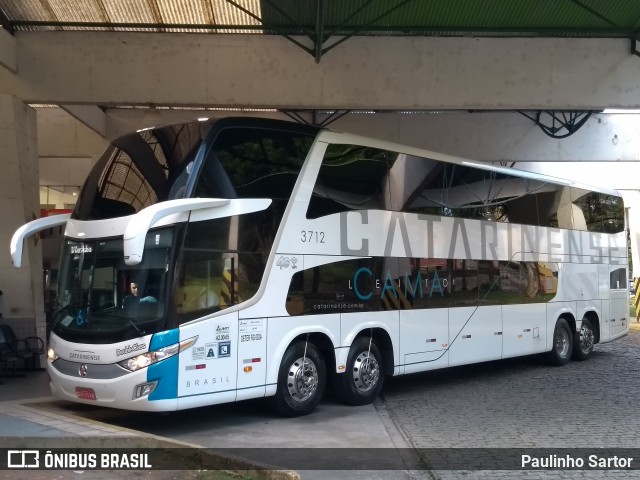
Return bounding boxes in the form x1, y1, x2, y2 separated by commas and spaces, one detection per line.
47, 347, 58, 362
117, 336, 198, 372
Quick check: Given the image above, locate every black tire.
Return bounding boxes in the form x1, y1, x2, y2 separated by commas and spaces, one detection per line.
572, 317, 595, 361
335, 337, 384, 406
267, 341, 326, 417
546, 318, 573, 366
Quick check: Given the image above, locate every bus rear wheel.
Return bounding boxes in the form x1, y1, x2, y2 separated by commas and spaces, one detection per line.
268, 341, 326, 417
546, 318, 573, 366
572, 317, 595, 361
335, 337, 384, 406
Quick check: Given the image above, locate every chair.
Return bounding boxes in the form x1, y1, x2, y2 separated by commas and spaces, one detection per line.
25, 336, 45, 358
0, 325, 44, 371
0, 340, 18, 377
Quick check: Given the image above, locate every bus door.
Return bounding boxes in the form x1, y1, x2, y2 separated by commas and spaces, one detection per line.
608, 266, 629, 337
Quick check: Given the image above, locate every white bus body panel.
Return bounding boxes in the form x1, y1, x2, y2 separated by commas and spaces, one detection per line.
600, 299, 611, 342
560, 264, 598, 302
448, 306, 502, 367
177, 311, 239, 401
401, 308, 449, 374
502, 304, 547, 358
236, 318, 267, 399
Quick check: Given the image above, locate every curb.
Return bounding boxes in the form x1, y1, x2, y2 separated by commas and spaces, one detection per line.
3, 403, 300, 480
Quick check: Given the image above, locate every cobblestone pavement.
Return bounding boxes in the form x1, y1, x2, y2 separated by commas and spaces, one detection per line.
381, 324, 640, 479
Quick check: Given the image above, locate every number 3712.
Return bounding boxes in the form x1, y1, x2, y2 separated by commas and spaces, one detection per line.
301, 230, 325, 243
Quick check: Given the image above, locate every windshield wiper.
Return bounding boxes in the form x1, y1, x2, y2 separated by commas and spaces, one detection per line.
99, 312, 146, 337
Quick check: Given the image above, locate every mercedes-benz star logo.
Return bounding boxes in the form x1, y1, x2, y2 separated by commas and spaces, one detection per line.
79, 364, 88, 377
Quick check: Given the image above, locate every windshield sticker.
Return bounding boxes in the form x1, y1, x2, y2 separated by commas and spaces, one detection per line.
215, 324, 230, 341
205, 343, 216, 359
191, 345, 205, 361
240, 333, 262, 342
276, 256, 298, 269
193, 342, 230, 360
239, 319, 263, 333
218, 341, 231, 358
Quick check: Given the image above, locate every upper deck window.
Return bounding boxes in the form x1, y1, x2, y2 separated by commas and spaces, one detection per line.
73, 121, 210, 220
194, 126, 315, 200
97, 149, 157, 215
307, 143, 624, 234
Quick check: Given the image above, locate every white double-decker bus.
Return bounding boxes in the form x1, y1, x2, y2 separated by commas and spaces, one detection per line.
11, 117, 629, 416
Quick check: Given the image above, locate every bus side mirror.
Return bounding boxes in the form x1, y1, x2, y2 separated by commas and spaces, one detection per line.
10, 214, 71, 268
123, 198, 229, 266
122, 198, 272, 265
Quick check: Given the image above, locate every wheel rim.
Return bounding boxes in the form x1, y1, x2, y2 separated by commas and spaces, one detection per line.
580, 324, 594, 354
352, 351, 380, 393
555, 326, 570, 358
286, 356, 319, 402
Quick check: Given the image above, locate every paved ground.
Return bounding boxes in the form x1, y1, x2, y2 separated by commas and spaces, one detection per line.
381, 323, 640, 479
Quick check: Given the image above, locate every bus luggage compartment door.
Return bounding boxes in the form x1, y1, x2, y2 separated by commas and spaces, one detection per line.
448, 306, 502, 367
401, 308, 449, 374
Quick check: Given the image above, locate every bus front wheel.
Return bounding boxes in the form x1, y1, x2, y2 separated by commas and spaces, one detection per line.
268, 341, 326, 417
546, 318, 573, 366
336, 337, 384, 406
572, 317, 595, 361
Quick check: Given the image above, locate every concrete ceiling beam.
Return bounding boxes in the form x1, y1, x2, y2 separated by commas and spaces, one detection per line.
59, 104, 107, 138
2, 33, 640, 109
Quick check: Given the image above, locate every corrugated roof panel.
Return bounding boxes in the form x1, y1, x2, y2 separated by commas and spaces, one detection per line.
0, 0, 54, 22
45, 0, 107, 23
156, 0, 209, 32
212, 0, 263, 33
101, 0, 157, 27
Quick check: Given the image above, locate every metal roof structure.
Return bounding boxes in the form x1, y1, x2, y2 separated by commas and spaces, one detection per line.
0, 0, 639, 62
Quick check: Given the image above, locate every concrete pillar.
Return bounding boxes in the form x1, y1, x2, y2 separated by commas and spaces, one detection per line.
0, 95, 46, 351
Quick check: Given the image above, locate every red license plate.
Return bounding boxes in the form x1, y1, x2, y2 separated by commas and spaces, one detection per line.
75, 387, 97, 400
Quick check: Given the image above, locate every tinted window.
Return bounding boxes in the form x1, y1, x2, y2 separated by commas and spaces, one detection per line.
74, 121, 211, 220
307, 145, 399, 219
610, 268, 627, 290
571, 189, 625, 234
176, 210, 279, 323
195, 127, 314, 200
308, 145, 624, 233
286, 257, 557, 315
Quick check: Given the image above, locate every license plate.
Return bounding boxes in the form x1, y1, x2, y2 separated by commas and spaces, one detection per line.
75, 387, 96, 400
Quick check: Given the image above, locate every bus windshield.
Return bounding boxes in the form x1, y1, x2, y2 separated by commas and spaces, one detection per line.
52, 227, 175, 343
